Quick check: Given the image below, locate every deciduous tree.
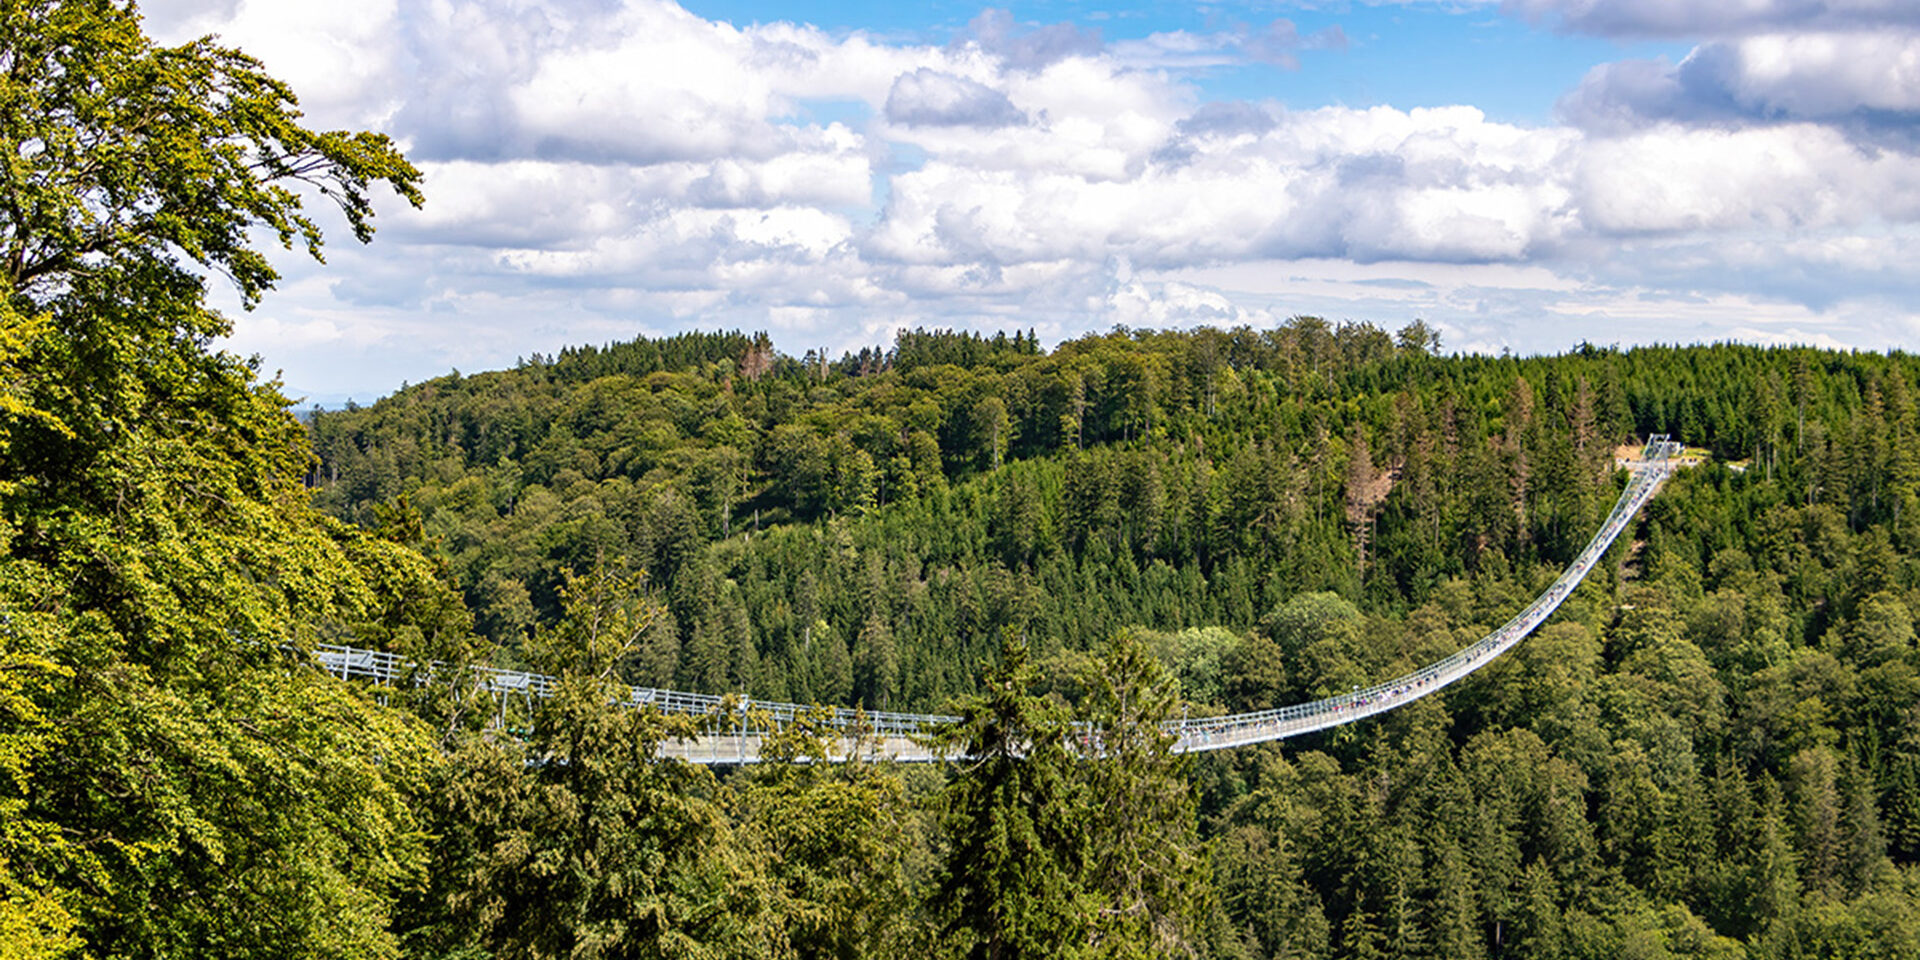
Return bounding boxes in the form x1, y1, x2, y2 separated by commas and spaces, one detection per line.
0, 3, 438, 956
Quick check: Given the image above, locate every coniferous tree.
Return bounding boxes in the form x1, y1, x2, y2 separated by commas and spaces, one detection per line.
1074, 633, 1212, 958
934, 639, 1090, 960
853, 610, 899, 709
413, 566, 780, 959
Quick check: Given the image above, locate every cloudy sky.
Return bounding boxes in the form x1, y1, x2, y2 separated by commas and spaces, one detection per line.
137, 0, 1920, 404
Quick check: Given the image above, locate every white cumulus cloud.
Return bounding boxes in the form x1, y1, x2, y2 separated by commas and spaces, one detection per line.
1503, 0, 1920, 38
124, 0, 1920, 399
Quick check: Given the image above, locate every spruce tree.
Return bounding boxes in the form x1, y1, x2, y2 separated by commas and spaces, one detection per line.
934, 639, 1090, 960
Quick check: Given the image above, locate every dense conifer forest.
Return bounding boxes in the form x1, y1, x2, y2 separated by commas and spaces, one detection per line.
6, 3, 1920, 958
294, 319, 1920, 958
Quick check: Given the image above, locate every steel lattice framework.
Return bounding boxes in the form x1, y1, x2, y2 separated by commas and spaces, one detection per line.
316, 436, 1683, 764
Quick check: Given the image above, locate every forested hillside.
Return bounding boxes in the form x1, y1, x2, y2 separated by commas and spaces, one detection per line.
306, 323, 1920, 957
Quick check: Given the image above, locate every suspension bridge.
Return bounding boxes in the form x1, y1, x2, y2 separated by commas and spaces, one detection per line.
317, 436, 1684, 764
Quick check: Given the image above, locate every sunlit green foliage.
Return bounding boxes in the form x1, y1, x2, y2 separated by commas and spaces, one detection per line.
0, 2, 440, 957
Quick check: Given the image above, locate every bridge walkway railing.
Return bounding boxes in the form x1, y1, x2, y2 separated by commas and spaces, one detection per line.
314, 436, 1680, 764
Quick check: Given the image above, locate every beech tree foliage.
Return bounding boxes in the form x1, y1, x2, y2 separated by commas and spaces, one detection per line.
0, 3, 436, 957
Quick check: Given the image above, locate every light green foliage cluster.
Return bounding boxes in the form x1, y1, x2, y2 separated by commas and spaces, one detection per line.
0, 2, 446, 957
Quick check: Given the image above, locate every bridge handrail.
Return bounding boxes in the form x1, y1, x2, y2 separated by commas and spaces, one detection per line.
311, 435, 1679, 758
1167, 441, 1673, 749
310, 646, 960, 736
